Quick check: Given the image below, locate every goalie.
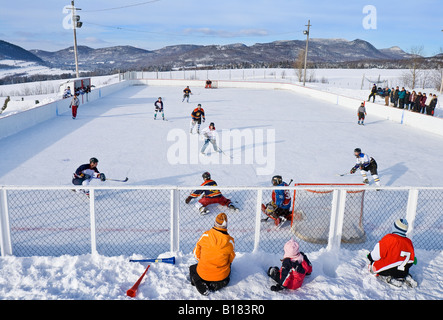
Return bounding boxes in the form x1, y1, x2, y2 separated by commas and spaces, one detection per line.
262, 175, 292, 226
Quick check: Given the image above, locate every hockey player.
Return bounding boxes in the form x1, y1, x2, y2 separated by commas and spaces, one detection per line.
367, 218, 417, 287
200, 122, 221, 155
350, 148, 381, 186
267, 238, 312, 291
190, 104, 205, 134
72, 157, 106, 196
182, 86, 192, 102
70, 94, 80, 119
358, 102, 367, 125
185, 172, 238, 214
262, 175, 292, 226
190, 213, 235, 295
154, 97, 165, 120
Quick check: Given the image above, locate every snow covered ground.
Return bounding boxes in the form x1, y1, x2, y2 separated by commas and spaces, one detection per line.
0, 82, 442, 301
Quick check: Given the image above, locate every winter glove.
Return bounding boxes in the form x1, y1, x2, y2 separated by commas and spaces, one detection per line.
270, 284, 284, 292
185, 196, 193, 204
350, 167, 356, 174
99, 173, 106, 182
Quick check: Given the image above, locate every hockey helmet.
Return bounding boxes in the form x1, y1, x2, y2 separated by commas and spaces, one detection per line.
209, 122, 215, 129
90, 157, 99, 164
202, 172, 211, 180
354, 148, 361, 157
272, 175, 282, 186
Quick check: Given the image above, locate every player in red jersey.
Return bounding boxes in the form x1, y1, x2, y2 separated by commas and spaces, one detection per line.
367, 218, 417, 287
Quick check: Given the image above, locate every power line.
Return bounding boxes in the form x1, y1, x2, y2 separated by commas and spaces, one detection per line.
81, 0, 160, 13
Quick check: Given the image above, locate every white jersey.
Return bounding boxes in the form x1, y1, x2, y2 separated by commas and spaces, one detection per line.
201, 127, 218, 141
354, 153, 371, 169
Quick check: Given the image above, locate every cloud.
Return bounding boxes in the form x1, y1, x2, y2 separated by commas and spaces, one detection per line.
182, 28, 269, 38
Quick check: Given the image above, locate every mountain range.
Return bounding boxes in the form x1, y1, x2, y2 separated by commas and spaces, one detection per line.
0, 38, 439, 75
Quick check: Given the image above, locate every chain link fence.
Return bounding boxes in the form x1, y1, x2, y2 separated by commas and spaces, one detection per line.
1, 186, 442, 258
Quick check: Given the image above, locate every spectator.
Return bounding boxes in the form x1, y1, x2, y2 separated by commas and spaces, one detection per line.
189, 212, 235, 295
426, 94, 436, 116
392, 86, 399, 107
409, 91, 417, 111
63, 86, 72, 99
413, 92, 422, 112
419, 93, 427, 113
390, 87, 395, 106
368, 84, 377, 103
404, 90, 411, 110
383, 87, 391, 106
398, 87, 406, 109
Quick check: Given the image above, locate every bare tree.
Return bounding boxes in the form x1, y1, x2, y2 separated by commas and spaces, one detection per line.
293, 49, 305, 82
402, 46, 424, 89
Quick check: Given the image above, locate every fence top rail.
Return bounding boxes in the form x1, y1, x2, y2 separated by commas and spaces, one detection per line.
2, 185, 443, 191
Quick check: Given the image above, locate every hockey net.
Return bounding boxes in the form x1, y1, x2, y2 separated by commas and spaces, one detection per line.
290, 183, 366, 244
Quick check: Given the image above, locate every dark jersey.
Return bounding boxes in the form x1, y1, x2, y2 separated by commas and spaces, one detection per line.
191, 108, 205, 121
73, 164, 99, 178
190, 179, 222, 198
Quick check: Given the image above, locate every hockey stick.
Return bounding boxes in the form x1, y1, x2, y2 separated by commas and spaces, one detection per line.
336, 172, 350, 177
106, 177, 129, 182
126, 264, 150, 298
129, 257, 175, 264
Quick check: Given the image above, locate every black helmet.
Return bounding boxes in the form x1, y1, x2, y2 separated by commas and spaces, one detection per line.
90, 157, 99, 164
272, 175, 282, 186
354, 148, 361, 154
209, 122, 215, 128
202, 172, 211, 180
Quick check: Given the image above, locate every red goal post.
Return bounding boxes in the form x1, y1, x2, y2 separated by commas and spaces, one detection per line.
290, 183, 366, 244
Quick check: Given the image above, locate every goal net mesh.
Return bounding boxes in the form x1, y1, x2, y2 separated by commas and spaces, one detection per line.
290, 184, 366, 244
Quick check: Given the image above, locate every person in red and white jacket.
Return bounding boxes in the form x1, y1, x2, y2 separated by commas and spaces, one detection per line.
367, 218, 417, 287
267, 238, 312, 291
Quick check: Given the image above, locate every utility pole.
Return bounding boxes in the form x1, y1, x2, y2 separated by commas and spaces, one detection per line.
303, 20, 311, 86
70, 0, 82, 78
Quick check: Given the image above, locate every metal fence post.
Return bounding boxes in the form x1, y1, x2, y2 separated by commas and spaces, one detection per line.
0, 188, 12, 256
89, 189, 97, 255
327, 189, 347, 251
170, 188, 180, 253
406, 188, 419, 239
253, 189, 263, 252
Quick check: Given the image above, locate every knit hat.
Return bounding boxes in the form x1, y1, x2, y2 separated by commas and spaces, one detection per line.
392, 218, 408, 236
283, 238, 303, 263
214, 213, 228, 229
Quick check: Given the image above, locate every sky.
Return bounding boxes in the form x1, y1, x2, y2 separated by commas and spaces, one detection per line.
0, 0, 442, 56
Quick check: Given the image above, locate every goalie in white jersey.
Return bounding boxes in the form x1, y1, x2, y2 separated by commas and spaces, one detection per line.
350, 148, 381, 186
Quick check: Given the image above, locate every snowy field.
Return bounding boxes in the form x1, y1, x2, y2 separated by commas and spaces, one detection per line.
0, 82, 442, 301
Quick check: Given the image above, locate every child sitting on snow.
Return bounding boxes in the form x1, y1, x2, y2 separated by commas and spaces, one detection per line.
267, 238, 312, 291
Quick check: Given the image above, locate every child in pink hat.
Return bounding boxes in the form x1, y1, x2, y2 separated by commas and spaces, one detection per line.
267, 238, 312, 291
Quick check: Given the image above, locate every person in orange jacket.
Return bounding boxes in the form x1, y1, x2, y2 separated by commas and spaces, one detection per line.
189, 212, 235, 295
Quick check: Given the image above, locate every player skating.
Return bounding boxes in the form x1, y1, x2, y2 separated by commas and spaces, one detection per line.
182, 86, 192, 102
190, 104, 205, 134
153, 97, 165, 120
185, 172, 238, 215
72, 157, 106, 196
350, 148, 381, 186
358, 101, 367, 125
200, 122, 221, 155
366, 218, 417, 288
262, 175, 292, 226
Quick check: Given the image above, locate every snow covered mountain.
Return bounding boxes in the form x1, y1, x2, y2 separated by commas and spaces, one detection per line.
27, 38, 416, 71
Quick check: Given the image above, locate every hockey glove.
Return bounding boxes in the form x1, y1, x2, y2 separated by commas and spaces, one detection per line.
99, 173, 106, 182
185, 196, 193, 204
350, 167, 356, 174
